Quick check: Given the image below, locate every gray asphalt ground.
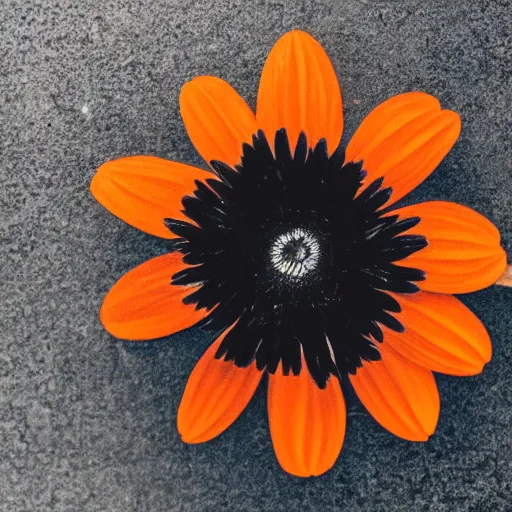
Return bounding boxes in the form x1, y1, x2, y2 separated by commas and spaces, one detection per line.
1, 0, 512, 510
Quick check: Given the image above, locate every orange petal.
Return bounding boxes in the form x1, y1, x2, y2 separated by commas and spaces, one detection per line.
267, 363, 346, 477
100, 252, 207, 340
384, 291, 491, 376
180, 76, 259, 168
393, 201, 507, 293
256, 30, 343, 154
345, 92, 461, 204
177, 329, 263, 444
350, 343, 439, 441
91, 156, 212, 238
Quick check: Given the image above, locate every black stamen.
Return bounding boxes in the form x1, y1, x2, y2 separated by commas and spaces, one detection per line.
164, 129, 427, 388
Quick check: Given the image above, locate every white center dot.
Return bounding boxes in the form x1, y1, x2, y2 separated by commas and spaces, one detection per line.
270, 228, 320, 279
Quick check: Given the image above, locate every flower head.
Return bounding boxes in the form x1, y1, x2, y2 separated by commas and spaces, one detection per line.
91, 30, 507, 477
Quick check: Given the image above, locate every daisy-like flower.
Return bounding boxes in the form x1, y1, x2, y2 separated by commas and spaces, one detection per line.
91, 30, 507, 477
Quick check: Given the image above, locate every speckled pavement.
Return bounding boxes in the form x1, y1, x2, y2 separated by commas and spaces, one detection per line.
1, 0, 512, 510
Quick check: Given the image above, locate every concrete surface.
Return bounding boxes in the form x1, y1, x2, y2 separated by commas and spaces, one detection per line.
1, 0, 512, 510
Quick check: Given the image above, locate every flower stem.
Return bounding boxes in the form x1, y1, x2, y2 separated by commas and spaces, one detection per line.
496, 265, 512, 287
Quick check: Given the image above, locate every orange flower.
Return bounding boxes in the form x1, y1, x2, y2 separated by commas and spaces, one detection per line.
91, 30, 507, 477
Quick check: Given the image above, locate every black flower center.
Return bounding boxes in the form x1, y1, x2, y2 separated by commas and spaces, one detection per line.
165, 129, 427, 388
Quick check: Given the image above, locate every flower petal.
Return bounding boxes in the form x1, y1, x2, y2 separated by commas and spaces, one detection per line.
267, 363, 346, 477
177, 328, 263, 444
180, 76, 259, 168
350, 343, 439, 441
384, 291, 491, 376
256, 30, 343, 154
393, 201, 507, 293
100, 252, 207, 340
345, 92, 461, 204
91, 156, 212, 238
